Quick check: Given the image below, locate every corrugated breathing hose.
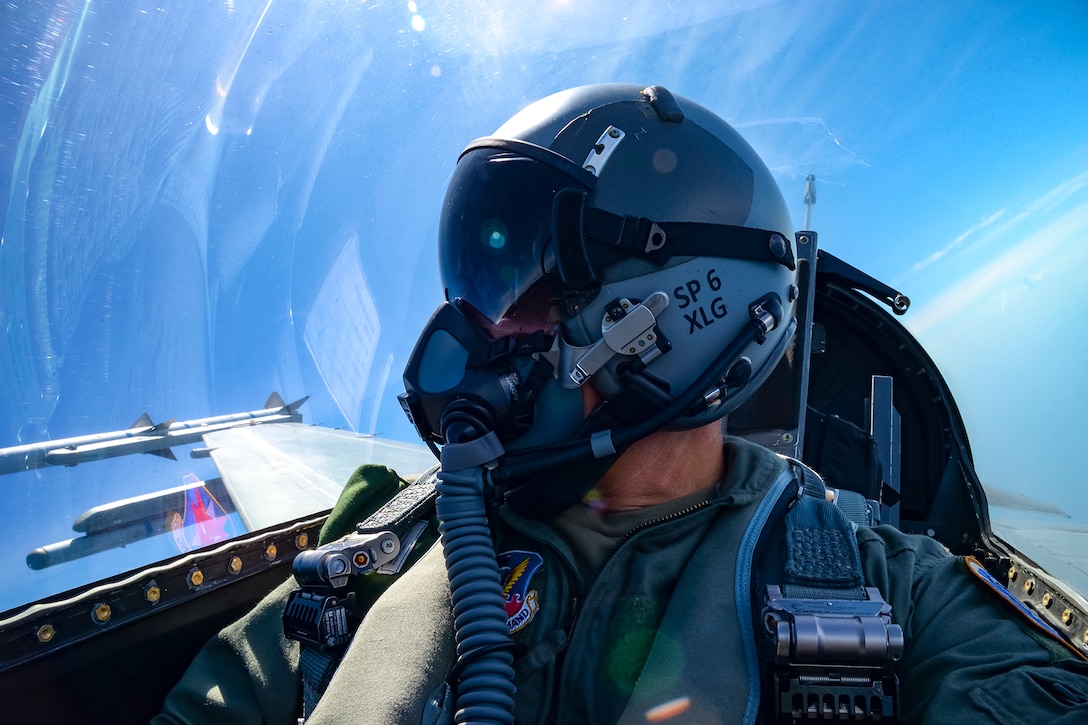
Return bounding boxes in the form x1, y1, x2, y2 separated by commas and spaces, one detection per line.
435, 464, 516, 724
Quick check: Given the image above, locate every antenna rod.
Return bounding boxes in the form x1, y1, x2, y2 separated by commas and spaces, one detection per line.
803, 173, 816, 230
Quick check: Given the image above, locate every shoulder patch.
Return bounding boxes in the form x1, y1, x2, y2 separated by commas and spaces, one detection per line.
497, 550, 544, 634
964, 555, 1087, 661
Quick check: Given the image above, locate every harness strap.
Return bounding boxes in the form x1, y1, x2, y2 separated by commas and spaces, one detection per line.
300, 648, 340, 718
782, 462, 867, 601
762, 461, 903, 722
292, 471, 439, 720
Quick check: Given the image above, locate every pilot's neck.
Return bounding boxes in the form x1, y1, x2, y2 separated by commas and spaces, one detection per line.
589, 422, 726, 512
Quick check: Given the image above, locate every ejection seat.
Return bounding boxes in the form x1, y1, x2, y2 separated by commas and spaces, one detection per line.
726, 234, 988, 557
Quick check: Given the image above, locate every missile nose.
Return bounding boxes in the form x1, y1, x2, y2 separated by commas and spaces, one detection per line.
26, 548, 50, 570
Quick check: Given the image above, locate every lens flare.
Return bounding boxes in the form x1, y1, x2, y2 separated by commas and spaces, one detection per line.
645, 696, 692, 722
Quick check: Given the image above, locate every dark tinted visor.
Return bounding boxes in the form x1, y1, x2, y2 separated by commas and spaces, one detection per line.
439, 139, 596, 325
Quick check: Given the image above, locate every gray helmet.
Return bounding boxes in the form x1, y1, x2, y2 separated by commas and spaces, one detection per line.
435, 83, 798, 454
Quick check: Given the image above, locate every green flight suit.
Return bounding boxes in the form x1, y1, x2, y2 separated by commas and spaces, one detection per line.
157, 438, 1088, 724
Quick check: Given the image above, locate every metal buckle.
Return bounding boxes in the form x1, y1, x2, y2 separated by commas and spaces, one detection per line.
763, 585, 903, 722
284, 589, 357, 651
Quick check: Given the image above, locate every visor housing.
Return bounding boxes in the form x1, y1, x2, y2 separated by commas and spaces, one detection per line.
439, 140, 596, 327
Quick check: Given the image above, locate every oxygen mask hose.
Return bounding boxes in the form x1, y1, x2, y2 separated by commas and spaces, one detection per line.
436, 417, 517, 724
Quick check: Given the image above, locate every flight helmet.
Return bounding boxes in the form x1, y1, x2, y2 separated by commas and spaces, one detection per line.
401, 84, 797, 508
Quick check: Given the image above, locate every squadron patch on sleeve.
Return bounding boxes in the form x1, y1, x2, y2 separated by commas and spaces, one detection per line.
497, 550, 544, 634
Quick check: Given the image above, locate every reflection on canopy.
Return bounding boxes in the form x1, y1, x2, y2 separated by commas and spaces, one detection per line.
0, 0, 1085, 617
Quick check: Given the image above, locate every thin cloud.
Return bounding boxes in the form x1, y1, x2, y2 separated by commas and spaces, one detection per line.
908, 198, 1088, 335
911, 208, 1007, 273
911, 171, 1088, 276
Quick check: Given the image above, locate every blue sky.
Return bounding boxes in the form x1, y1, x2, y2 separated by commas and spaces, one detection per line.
387, 0, 1088, 508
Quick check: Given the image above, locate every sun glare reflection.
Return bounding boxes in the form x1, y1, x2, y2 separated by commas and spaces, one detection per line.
645, 696, 692, 722
407, 1, 424, 32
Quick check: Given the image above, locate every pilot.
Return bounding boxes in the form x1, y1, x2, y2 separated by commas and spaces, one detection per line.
156, 84, 1088, 724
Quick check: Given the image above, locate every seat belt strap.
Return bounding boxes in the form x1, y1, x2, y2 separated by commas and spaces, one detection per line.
761, 461, 903, 722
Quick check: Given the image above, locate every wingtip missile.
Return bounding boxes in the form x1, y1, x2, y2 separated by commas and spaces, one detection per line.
2, 396, 307, 475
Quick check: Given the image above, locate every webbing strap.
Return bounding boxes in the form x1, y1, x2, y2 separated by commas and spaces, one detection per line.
782, 463, 867, 601
294, 471, 440, 720
421, 682, 455, 725
834, 489, 873, 527
581, 206, 796, 271
300, 647, 339, 718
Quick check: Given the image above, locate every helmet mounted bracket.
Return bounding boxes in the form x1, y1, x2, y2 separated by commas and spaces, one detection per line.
568, 292, 671, 385
581, 125, 625, 176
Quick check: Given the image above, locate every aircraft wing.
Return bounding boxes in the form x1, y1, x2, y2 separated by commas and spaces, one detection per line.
989, 507, 1088, 612
204, 422, 437, 531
